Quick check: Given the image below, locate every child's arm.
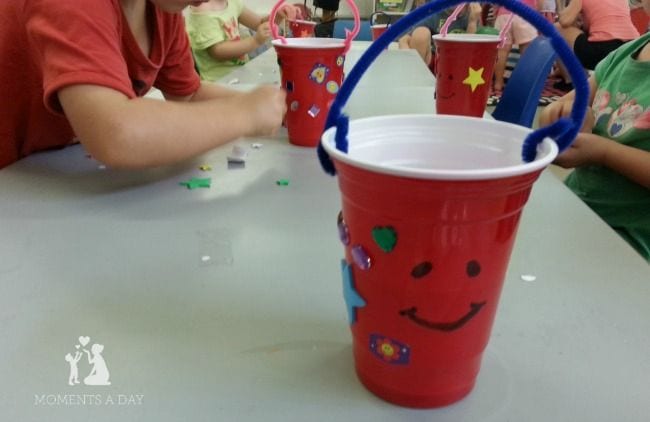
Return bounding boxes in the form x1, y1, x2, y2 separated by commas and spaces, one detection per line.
207, 24, 270, 61
557, 0, 581, 28
541, 76, 650, 189
466, 3, 482, 34
57, 83, 286, 169
554, 133, 650, 189
539, 76, 597, 129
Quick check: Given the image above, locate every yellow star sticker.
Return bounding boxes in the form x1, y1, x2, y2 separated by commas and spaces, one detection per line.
462, 67, 486, 92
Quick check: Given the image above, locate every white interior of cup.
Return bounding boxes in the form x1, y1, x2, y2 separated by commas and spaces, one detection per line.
272, 38, 345, 49
432, 33, 501, 43
321, 114, 559, 180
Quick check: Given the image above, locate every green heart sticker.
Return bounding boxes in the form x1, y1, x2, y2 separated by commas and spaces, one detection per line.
372, 226, 397, 253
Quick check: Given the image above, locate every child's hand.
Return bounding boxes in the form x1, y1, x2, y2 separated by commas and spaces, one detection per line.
553, 133, 610, 169
277, 4, 299, 22
239, 86, 287, 137
539, 98, 573, 127
254, 22, 272, 45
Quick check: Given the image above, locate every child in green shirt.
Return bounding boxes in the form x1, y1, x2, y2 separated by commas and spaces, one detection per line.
186, 0, 295, 81
540, 29, 650, 261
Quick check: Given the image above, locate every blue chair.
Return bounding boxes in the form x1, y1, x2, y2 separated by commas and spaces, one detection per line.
492, 36, 557, 128
332, 19, 372, 41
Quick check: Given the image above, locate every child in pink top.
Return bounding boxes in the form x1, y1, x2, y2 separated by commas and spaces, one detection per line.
556, 0, 639, 85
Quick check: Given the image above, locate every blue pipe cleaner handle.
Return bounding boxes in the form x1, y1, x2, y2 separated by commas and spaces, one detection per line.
318, 0, 589, 175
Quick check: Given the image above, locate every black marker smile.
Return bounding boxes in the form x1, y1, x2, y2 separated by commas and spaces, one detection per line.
399, 302, 486, 332
437, 93, 455, 100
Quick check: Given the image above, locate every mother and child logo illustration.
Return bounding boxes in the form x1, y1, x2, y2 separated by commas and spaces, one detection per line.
65, 336, 111, 386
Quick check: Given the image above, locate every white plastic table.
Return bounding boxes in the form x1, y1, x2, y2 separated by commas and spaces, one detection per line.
1, 41, 649, 422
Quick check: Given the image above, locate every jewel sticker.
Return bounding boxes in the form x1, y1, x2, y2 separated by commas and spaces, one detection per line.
326, 81, 339, 94
351, 245, 371, 270
336, 56, 344, 67
309, 64, 329, 84
372, 226, 397, 252
290, 100, 299, 111
369, 334, 410, 365
307, 105, 320, 118
337, 211, 350, 245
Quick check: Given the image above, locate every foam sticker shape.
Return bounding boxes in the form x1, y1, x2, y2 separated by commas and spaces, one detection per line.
372, 226, 397, 252
462, 66, 486, 93
180, 177, 211, 189
341, 260, 366, 325
309, 63, 329, 84
307, 105, 320, 118
369, 334, 410, 364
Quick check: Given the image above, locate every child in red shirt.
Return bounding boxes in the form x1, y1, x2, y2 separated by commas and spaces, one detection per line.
0, 0, 286, 169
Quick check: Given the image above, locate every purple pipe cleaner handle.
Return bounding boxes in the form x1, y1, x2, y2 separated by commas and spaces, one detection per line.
318, 0, 589, 175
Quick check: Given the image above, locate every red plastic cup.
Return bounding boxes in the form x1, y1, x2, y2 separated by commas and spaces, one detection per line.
273, 38, 346, 147
371, 24, 389, 41
288, 19, 316, 37
322, 115, 558, 408
433, 34, 500, 117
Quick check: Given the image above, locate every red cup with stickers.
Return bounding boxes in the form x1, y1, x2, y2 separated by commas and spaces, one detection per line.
323, 115, 558, 407
288, 19, 317, 37
433, 33, 500, 117
270, 0, 360, 147
318, 0, 590, 408
272, 39, 347, 146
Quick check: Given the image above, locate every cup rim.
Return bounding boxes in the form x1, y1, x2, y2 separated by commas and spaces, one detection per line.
289, 19, 317, 26
432, 33, 501, 43
272, 38, 346, 49
321, 114, 559, 180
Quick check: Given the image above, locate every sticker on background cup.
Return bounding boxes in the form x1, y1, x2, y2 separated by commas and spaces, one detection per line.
307, 105, 320, 118
326, 81, 339, 94
309, 64, 329, 84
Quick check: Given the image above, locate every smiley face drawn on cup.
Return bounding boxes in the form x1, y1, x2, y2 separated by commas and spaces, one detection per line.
398, 260, 486, 332
435, 71, 456, 101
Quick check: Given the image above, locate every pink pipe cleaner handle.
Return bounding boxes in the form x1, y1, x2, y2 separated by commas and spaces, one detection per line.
341, 0, 361, 53
498, 12, 515, 47
439, 4, 465, 37
269, 0, 360, 52
269, 0, 290, 44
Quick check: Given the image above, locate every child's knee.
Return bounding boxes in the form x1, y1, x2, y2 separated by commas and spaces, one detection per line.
411, 26, 432, 43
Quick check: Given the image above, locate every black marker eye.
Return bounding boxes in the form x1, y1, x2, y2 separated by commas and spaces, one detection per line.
411, 261, 432, 279
466, 260, 481, 278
